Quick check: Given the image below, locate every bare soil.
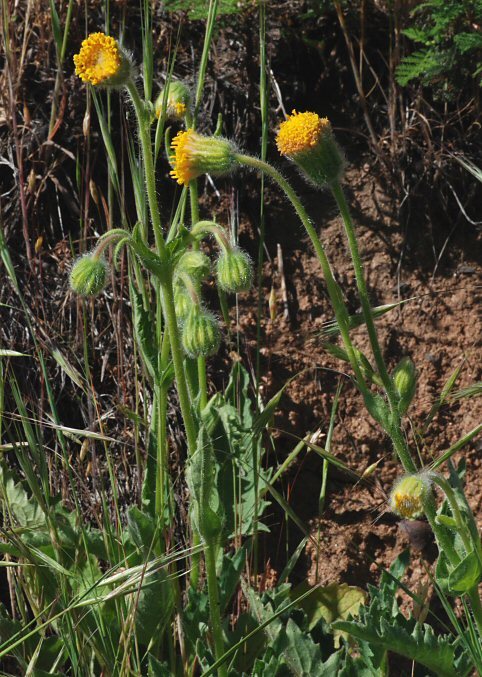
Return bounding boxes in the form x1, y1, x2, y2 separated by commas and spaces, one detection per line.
233, 159, 481, 602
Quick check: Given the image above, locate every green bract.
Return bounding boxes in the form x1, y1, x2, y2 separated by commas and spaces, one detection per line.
392, 357, 417, 414
216, 247, 252, 293
174, 284, 191, 320
70, 254, 108, 296
181, 307, 221, 357
176, 250, 211, 281
154, 80, 191, 119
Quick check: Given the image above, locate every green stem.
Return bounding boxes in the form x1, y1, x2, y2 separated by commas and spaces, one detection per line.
430, 473, 473, 555
126, 79, 200, 586
429, 474, 482, 637
330, 181, 397, 401
467, 587, 482, 640
236, 154, 368, 394
188, 180, 208, 411
126, 80, 166, 257
155, 328, 171, 521
205, 542, 227, 677
126, 77, 196, 453
191, 220, 231, 251
329, 181, 417, 474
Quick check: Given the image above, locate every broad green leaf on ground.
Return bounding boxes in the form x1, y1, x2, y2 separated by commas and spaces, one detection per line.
293, 581, 367, 647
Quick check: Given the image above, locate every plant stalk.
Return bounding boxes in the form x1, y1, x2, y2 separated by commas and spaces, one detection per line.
330, 181, 396, 403
126, 79, 200, 585
205, 542, 227, 677
235, 154, 369, 395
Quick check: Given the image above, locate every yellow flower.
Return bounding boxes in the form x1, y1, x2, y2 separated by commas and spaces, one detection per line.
74, 33, 129, 87
275, 110, 344, 187
390, 474, 430, 519
276, 110, 331, 157
174, 102, 187, 117
155, 81, 191, 120
170, 129, 238, 186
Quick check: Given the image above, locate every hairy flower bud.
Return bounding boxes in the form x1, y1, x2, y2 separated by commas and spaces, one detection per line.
392, 357, 417, 415
170, 129, 238, 186
216, 247, 253, 293
390, 474, 431, 520
276, 110, 344, 187
182, 307, 221, 358
70, 254, 108, 296
155, 80, 191, 120
174, 283, 191, 321
176, 250, 211, 281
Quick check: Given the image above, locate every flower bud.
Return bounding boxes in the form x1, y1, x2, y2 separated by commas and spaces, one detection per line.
73, 33, 133, 88
392, 357, 417, 415
276, 110, 344, 187
216, 247, 253, 293
390, 473, 431, 520
174, 284, 191, 321
70, 254, 108, 296
170, 129, 238, 186
181, 307, 221, 358
155, 80, 191, 120
176, 250, 211, 281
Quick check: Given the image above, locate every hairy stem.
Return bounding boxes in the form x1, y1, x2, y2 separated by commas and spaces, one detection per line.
205, 542, 227, 677
236, 154, 369, 394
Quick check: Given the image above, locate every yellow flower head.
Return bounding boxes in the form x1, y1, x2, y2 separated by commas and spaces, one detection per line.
275, 110, 344, 187
276, 110, 331, 157
390, 474, 430, 520
74, 33, 130, 87
170, 129, 238, 186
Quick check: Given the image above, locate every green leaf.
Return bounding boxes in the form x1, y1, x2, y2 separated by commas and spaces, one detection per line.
396, 49, 441, 86
49, 0, 63, 54
187, 425, 224, 542
334, 617, 462, 677
0, 349, 29, 357
333, 551, 471, 676
273, 618, 344, 676
129, 281, 159, 382
0, 462, 45, 529
148, 654, 171, 676
448, 550, 482, 593
134, 569, 176, 647
293, 581, 366, 647
219, 543, 250, 612
127, 507, 158, 557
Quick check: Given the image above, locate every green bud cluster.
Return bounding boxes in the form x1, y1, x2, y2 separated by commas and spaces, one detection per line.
181, 306, 221, 358
177, 250, 211, 281
216, 247, 253, 293
154, 80, 191, 120
70, 254, 108, 296
390, 473, 432, 520
174, 284, 191, 321
392, 356, 417, 415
